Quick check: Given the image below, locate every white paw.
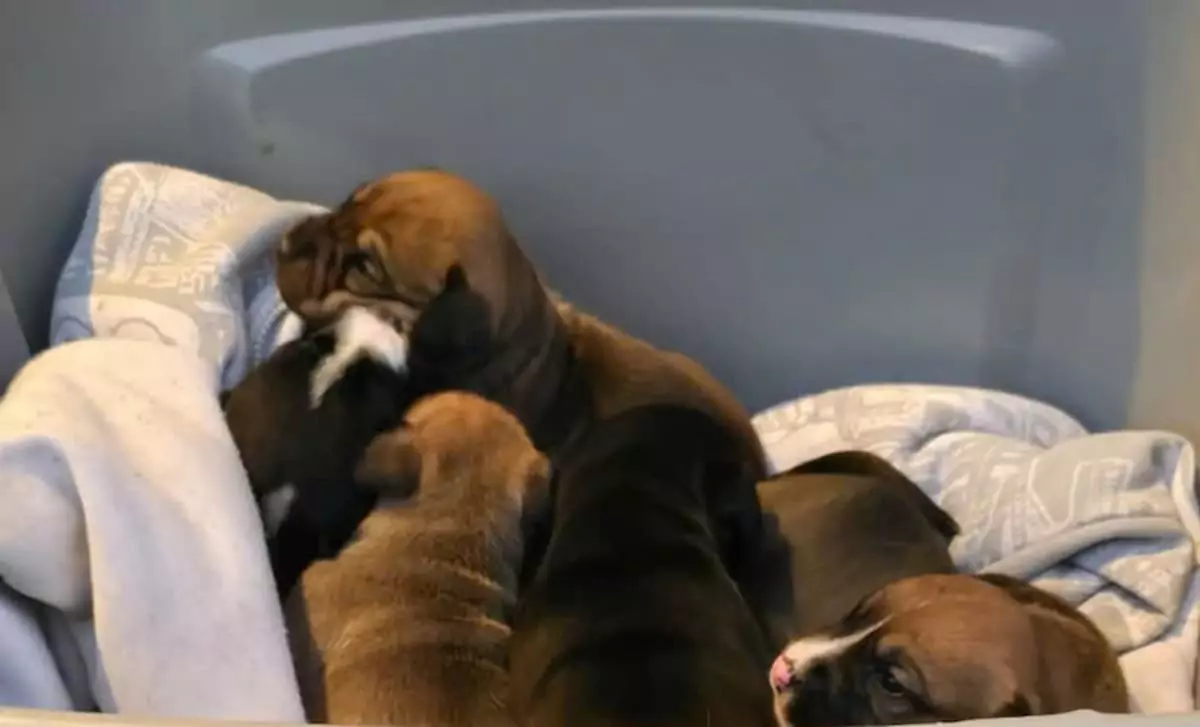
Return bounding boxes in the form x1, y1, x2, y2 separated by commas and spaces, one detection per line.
261, 484, 297, 537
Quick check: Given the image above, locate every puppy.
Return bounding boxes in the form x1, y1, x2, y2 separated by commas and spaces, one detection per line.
507, 404, 775, 727
287, 391, 551, 726
221, 307, 410, 596
274, 169, 766, 480
742, 451, 959, 651
769, 573, 1129, 726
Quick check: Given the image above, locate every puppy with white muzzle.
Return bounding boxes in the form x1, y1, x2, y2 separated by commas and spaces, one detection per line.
769, 573, 1129, 726
221, 306, 411, 596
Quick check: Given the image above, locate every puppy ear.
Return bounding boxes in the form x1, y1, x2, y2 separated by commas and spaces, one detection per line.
409, 264, 493, 367
354, 429, 422, 499
349, 180, 376, 204
443, 263, 468, 291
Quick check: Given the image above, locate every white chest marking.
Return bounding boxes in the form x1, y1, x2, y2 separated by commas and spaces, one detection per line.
309, 307, 409, 408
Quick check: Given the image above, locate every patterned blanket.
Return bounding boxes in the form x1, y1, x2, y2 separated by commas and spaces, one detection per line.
24, 161, 1200, 716
52, 162, 310, 390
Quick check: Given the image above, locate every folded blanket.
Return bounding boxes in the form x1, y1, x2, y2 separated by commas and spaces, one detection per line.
0, 583, 77, 710
51, 162, 313, 389
754, 385, 1200, 713
0, 338, 304, 719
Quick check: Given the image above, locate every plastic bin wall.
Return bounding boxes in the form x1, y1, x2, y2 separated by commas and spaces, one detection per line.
1, 3, 1200, 727
3, 1, 1196, 441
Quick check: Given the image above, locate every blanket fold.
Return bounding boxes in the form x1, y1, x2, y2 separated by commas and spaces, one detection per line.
0, 339, 305, 720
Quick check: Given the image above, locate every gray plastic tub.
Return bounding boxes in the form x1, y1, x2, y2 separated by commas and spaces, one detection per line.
0, 1, 1197, 725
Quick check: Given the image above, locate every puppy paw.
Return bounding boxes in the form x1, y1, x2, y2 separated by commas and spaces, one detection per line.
261, 484, 297, 537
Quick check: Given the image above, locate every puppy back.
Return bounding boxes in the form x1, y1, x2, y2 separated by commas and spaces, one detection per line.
559, 305, 767, 482
297, 505, 517, 726
511, 404, 774, 727
748, 471, 957, 644
558, 403, 740, 474
777, 450, 959, 540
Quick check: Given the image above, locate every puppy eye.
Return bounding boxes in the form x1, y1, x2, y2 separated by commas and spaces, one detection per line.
350, 253, 386, 283
877, 666, 907, 698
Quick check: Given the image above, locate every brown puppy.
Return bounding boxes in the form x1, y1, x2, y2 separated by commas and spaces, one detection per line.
275, 169, 766, 478
769, 573, 1129, 726
287, 391, 551, 726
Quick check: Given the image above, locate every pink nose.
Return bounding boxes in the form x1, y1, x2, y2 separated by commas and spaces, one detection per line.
770, 654, 795, 691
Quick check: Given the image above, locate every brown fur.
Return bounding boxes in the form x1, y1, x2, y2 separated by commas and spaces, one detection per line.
274, 169, 766, 479
286, 391, 550, 726
772, 573, 1129, 726
745, 451, 959, 650
507, 404, 775, 727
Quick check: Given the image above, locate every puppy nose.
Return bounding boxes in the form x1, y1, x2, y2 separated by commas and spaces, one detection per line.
770, 654, 796, 692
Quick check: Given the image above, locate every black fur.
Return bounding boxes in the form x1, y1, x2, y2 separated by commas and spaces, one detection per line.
508, 404, 775, 727
404, 263, 495, 395
221, 322, 410, 597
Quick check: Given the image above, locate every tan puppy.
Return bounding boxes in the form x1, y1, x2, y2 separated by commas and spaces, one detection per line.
275, 169, 766, 478
287, 391, 550, 726
768, 573, 1129, 726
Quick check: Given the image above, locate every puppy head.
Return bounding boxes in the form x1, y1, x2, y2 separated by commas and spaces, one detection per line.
354, 391, 551, 517
770, 574, 1043, 726
276, 169, 534, 335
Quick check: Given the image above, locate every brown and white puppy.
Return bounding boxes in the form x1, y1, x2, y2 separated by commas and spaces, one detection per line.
274, 168, 766, 480
769, 573, 1129, 726
221, 307, 411, 596
507, 404, 775, 727
287, 390, 550, 727
742, 451, 960, 651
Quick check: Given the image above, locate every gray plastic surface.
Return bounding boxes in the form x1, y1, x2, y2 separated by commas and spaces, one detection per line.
1, 1, 1199, 725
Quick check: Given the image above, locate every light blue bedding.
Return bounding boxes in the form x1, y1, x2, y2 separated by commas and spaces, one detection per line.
44, 161, 1200, 718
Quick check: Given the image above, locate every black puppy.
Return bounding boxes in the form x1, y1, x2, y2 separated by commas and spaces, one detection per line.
222, 307, 411, 597
508, 404, 775, 727
741, 451, 960, 650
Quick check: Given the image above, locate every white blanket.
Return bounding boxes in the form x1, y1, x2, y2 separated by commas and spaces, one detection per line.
0, 338, 304, 720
